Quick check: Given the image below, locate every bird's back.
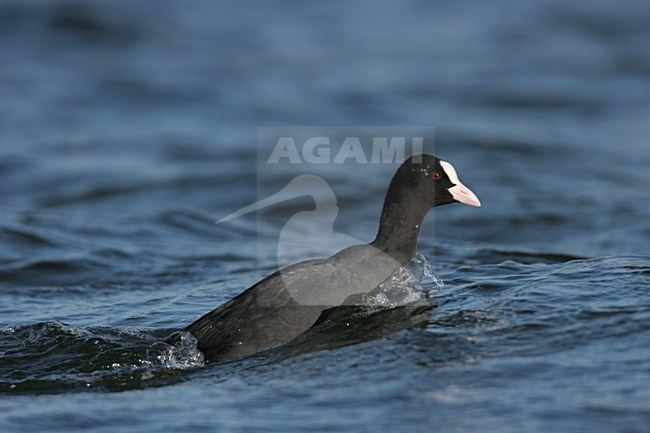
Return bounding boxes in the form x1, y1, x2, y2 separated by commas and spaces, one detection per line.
178, 243, 404, 361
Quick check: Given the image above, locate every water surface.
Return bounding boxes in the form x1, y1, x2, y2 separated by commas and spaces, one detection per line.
1, 0, 649, 432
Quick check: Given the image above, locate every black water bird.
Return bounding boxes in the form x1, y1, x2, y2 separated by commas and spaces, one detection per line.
168, 154, 480, 362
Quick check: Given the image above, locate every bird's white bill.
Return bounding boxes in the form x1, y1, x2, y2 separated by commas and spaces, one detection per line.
440, 161, 481, 207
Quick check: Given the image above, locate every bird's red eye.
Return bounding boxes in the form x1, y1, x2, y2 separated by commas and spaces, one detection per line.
432, 172, 441, 180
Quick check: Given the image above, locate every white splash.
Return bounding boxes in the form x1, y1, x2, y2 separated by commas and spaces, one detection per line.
361, 253, 444, 308
158, 331, 205, 368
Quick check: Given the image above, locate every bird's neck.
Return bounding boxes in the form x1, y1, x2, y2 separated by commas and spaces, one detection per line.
371, 194, 430, 264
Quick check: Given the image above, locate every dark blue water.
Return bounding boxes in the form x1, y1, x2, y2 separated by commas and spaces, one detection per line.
1, 0, 649, 432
